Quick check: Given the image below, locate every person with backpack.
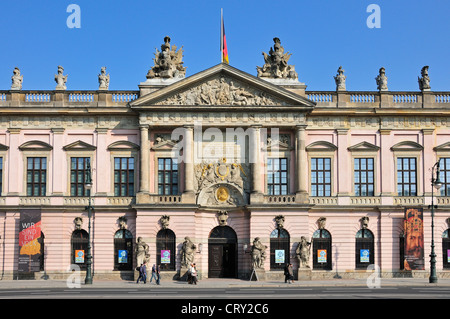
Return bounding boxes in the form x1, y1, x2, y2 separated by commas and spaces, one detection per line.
136, 261, 147, 284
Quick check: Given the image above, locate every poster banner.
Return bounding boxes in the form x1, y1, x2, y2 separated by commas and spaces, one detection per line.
360, 249, 370, 263
161, 250, 170, 264
403, 208, 424, 270
275, 250, 285, 264
317, 249, 327, 263
118, 250, 128, 263
75, 250, 85, 263
18, 210, 42, 272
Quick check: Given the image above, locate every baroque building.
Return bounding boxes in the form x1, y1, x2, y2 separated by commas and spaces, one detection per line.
1, 36, 450, 281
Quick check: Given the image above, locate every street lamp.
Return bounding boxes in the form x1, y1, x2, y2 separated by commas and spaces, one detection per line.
429, 160, 442, 284
84, 160, 93, 285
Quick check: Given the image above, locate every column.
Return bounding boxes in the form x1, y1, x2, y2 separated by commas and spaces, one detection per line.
379, 129, 394, 203
422, 128, 435, 197
51, 128, 65, 195
139, 125, 150, 193
336, 128, 350, 196
95, 128, 108, 195
7, 128, 21, 195
295, 125, 308, 203
182, 125, 195, 203
250, 125, 263, 204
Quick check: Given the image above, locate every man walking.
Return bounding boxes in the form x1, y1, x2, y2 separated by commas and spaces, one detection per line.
137, 261, 147, 284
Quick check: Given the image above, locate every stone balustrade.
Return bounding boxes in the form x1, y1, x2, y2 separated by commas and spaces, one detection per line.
0, 90, 139, 107
306, 90, 450, 108
0, 89, 449, 108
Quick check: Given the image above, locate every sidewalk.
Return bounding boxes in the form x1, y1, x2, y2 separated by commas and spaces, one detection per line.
1, 277, 450, 289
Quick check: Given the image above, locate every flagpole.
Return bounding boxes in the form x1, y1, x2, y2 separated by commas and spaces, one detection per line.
221, 8, 223, 63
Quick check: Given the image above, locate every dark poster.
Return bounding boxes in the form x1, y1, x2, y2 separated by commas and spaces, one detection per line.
403, 208, 424, 270
18, 210, 42, 272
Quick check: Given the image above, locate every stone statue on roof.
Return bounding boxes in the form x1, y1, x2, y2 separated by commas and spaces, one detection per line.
11, 67, 23, 90
375, 67, 388, 91
146, 36, 187, 79
418, 65, 431, 91
55, 65, 68, 90
98, 66, 110, 90
257, 37, 298, 80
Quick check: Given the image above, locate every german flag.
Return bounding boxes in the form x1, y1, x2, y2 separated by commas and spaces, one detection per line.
221, 9, 229, 64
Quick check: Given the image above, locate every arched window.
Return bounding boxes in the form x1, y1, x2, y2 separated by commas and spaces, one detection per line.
114, 229, 133, 271
71, 229, 89, 270
443, 229, 450, 269
312, 229, 332, 270
270, 228, 290, 270
39, 232, 45, 271
156, 229, 176, 271
355, 229, 374, 269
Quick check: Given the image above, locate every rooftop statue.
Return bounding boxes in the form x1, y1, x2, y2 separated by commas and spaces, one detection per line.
257, 37, 298, 80
375, 67, 388, 91
418, 66, 431, 91
11, 67, 23, 90
55, 65, 68, 90
98, 66, 110, 90
146, 36, 187, 79
334, 66, 346, 91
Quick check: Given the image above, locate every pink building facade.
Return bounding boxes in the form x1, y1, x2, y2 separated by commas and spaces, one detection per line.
1, 51, 450, 281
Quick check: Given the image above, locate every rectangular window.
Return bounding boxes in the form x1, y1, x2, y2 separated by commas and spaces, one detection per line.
354, 158, 374, 196
267, 158, 288, 195
440, 157, 450, 196
27, 157, 47, 196
70, 157, 90, 196
157, 158, 178, 195
397, 157, 417, 196
311, 158, 331, 197
114, 157, 135, 196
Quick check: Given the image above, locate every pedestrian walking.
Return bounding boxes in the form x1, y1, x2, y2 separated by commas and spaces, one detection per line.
187, 263, 194, 284
191, 263, 198, 285
284, 263, 294, 284
149, 264, 158, 284
137, 262, 147, 284
156, 264, 161, 285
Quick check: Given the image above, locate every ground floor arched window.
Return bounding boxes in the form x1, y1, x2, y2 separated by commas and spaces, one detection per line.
71, 229, 89, 270
39, 232, 45, 271
355, 229, 374, 269
443, 229, 450, 269
270, 228, 290, 270
156, 229, 176, 271
312, 229, 332, 270
114, 229, 133, 271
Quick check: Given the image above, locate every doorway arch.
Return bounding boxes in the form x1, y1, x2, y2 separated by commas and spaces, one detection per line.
208, 226, 237, 278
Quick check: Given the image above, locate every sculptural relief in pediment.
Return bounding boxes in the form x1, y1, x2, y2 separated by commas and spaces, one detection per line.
154, 75, 287, 106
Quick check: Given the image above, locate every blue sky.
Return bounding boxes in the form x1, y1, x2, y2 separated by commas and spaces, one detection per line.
1, 0, 449, 92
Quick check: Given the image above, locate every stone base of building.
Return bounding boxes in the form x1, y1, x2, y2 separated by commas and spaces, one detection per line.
297, 268, 312, 280
1, 270, 450, 281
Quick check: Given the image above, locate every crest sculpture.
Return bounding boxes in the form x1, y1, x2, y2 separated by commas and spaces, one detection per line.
195, 158, 250, 207
257, 37, 298, 80
146, 36, 186, 79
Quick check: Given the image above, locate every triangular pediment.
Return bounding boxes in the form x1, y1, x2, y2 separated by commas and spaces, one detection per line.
130, 63, 315, 108
434, 142, 450, 152
63, 140, 97, 151
348, 141, 380, 152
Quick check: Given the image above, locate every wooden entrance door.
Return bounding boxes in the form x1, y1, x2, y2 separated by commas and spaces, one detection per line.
208, 243, 236, 278
208, 226, 237, 278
